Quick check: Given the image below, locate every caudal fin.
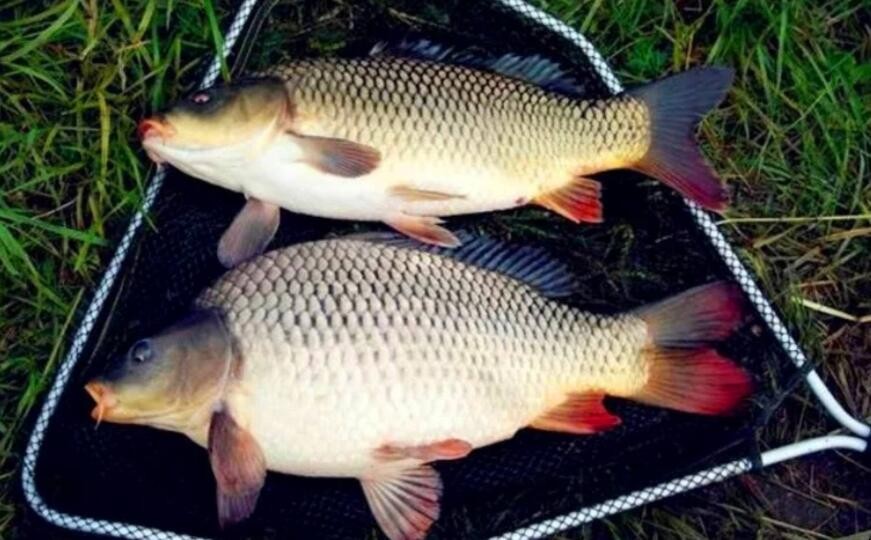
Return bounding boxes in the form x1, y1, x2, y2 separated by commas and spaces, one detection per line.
628, 67, 734, 211
633, 282, 751, 414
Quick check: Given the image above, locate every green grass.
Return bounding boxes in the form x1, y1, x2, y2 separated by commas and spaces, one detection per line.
0, 0, 227, 531
0, 0, 868, 538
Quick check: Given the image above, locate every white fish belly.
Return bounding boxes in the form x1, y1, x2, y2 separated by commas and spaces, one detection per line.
200, 240, 651, 480
236, 141, 539, 221
228, 330, 558, 478
224, 320, 648, 479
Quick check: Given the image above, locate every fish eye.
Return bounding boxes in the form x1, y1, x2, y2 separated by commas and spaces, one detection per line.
129, 340, 153, 364
189, 91, 212, 105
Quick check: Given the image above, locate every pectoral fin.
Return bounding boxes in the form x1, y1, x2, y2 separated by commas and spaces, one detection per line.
384, 214, 460, 248
361, 462, 442, 540
218, 198, 280, 268
292, 133, 381, 177
208, 409, 266, 528
531, 392, 621, 434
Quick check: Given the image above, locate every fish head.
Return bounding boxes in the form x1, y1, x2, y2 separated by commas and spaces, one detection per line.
139, 77, 290, 166
85, 310, 235, 429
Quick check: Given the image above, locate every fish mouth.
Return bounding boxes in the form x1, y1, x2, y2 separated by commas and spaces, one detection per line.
138, 117, 175, 140
84, 380, 119, 426
137, 118, 175, 163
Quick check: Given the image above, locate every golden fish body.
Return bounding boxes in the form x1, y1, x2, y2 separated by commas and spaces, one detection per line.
140, 50, 732, 263
262, 57, 648, 220
86, 236, 749, 539
197, 238, 648, 477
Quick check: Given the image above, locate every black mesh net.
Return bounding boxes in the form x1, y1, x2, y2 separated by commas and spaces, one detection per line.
18, 1, 806, 538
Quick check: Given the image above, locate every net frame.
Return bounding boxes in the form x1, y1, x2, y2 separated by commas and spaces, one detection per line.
19, 0, 869, 539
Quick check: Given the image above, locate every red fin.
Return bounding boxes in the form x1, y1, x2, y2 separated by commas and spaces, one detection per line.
634, 281, 744, 348
377, 439, 473, 462
217, 198, 280, 268
208, 409, 267, 528
530, 392, 621, 434
293, 133, 381, 177
384, 215, 461, 247
361, 463, 441, 540
633, 281, 751, 415
636, 348, 751, 415
534, 176, 602, 223
628, 67, 734, 211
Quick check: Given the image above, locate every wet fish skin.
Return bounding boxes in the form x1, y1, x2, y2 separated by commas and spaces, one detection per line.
197, 238, 650, 475
140, 52, 733, 263
270, 56, 651, 209
85, 237, 750, 539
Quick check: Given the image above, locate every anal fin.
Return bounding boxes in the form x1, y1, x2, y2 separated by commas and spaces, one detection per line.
384, 214, 460, 248
361, 462, 442, 540
531, 392, 621, 434
534, 177, 603, 224
218, 198, 280, 268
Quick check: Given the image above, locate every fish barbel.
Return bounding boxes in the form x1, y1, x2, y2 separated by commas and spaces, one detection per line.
139, 41, 734, 267
85, 236, 751, 540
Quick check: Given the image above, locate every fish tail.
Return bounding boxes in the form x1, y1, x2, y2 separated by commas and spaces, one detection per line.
628, 67, 735, 211
632, 281, 751, 414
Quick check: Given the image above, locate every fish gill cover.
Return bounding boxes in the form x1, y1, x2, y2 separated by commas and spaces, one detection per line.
21, 1, 802, 539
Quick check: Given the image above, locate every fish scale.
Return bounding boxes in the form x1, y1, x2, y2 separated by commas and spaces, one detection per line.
195, 238, 649, 477
143, 56, 731, 260
268, 57, 649, 188
124, 55, 741, 536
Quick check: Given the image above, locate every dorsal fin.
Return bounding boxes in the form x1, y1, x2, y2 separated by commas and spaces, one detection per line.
350, 232, 577, 298
370, 39, 585, 98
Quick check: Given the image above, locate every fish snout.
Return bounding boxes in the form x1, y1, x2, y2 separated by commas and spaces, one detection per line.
138, 117, 175, 164
137, 117, 174, 141
85, 380, 119, 425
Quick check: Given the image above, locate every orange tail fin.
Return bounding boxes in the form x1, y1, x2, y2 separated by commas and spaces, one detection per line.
628, 67, 734, 211
633, 282, 751, 414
